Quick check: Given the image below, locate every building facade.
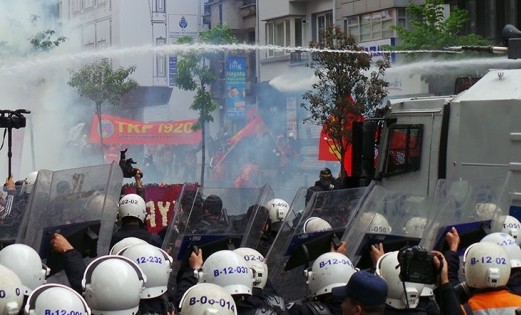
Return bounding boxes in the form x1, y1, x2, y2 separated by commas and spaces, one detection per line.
448, 0, 521, 44
59, 0, 206, 122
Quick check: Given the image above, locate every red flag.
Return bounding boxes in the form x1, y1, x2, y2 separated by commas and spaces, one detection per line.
317, 105, 364, 175
227, 116, 267, 146
318, 127, 341, 161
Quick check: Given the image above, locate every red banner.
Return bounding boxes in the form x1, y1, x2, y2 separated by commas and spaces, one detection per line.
122, 184, 199, 233
89, 114, 201, 145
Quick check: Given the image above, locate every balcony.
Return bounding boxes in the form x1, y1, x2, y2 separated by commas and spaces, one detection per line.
290, 51, 310, 64
240, 2, 256, 18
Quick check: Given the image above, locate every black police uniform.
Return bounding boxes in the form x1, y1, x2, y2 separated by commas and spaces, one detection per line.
286, 297, 342, 315
110, 223, 163, 248
139, 295, 174, 315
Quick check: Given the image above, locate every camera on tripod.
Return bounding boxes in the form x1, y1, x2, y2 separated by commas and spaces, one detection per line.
398, 245, 438, 284
0, 109, 29, 129
119, 148, 142, 178
0, 109, 30, 179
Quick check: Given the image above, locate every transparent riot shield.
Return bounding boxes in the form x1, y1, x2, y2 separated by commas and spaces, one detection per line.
161, 183, 199, 253
265, 187, 367, 302
487, 171, 521, 235
0, 181, 36, 248
169, 186, 269, 280
240, 184, 274, 250
344, 183, 436, 270
16, 163, 123, 275
420, 176, 507, 254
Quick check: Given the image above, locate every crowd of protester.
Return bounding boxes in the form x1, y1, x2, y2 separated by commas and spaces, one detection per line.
1, 168, 521, 315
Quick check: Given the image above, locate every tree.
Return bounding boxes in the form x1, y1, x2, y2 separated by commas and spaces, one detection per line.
390, 0, 492, 94
175, 24, 237, 186
392, 0, 490, 50
302, 25, 390, 180
0, 14, 66, 59
68, 59, 138, 152
29, 29, 67, 53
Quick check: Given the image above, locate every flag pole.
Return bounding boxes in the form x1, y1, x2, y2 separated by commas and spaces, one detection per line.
212, 141, 238, 169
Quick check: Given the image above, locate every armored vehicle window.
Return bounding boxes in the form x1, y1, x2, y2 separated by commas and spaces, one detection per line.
383, 124, 423, 177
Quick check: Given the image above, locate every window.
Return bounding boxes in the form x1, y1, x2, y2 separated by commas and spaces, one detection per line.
156, 37, 166, 77
155, 0, 165, 13
83, 23, 95, 48
316, 12, 333, 43
71, 0, 80, 14
265, 18, 291, 57
82, 0, 96, 10
397, 7, 406, 29
346, 9, 397, 42
295, 18, 302, 47
383, 124, 423, 176
346, 16, 360, 42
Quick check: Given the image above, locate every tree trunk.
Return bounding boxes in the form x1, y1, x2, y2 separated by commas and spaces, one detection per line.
96, 103, 105, 163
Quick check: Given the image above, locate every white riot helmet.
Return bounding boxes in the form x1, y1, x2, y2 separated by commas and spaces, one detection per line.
497, 215, 521, 244
179, 283, 237, 315
0, 244, 50, 296
463, 242, 511, 289
118, 193, 147, 223
234, 247, 268, 289
119, 243, 173, 299
306, 252, 356, 297
266, 198, 289, 223
85, 193, 118, 216
109, 237, 148, 255
480, 232, 521, 268
0, 264, 23, 315
24, 171, 38, 194
360, 212, 392, 234
82, 255, 146, 315
25, 283, 91, 315
475, 203, 502, 220
302, 217, 332, 233
403, 217, 427, 238
196, 250, 252, 296
375, 251, 433, 309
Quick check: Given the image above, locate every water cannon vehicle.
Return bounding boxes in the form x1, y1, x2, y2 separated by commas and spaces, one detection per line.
351, 24, 521, 217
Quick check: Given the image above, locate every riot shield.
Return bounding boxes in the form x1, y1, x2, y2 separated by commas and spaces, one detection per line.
420, 176, 507, 254
169, 186, 268, 280
344, 183, 436, 270
265, 187, 366, 302
161, 183, 198, 253
16, 163, 123, 275
0, 180, 37, 248
488, 171, 521, 233
240, 184, 274, 250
